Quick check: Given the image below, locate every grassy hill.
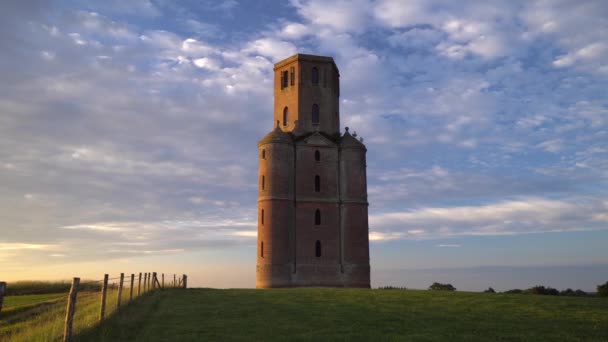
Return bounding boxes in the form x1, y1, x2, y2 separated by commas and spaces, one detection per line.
75, 288, 608, 341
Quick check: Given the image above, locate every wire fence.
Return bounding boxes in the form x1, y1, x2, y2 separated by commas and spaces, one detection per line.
0, 272, 187, 342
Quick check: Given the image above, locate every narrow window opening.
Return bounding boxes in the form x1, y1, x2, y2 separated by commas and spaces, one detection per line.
315, 209, 321, 225
261, 149, 266, 159
261, 175, 265, 190
311, 67, 319, 85
314, 175, 320, 192
290, 66, 295, 86
261, 209, 264, 225
312, 104, 319, 125
315, 240, 321, 257
315, 150, 320, 162
283, 107, 289, 126
281, 70, 288, 88
261, 241, 264, 258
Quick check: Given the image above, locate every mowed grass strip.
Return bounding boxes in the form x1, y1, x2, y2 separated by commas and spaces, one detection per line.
75, 288, 608, 341
2, 293, 67, 312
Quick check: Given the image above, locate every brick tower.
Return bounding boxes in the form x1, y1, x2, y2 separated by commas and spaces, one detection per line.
256, 54, 370, 288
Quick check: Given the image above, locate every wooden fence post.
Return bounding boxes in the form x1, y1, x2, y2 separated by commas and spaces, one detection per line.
174, 274, 176, 288
162, 273, 164, 288
152, 272, 157, 290
183, 274, 188, 289
143, 273, 147, 292
138, 272, 142, 296
117, 273, 124, 308
0, 282, 6, 315
148, 272, 151, 290
99, 274, 108, 321
62, 277, 80, 342
129, 274, 134, 301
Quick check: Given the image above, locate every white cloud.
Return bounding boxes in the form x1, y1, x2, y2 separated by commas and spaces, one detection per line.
522, 1, 608, 73
245, 38, 297, 61
68, 32, 87, 45
182, 38, 213, 55
376, 0, 517, 58
537, 139, 563, 153
388, 27, 442, 48
0, 243, 55, 250
41, 50, 55, 60
554, 43, 608, 69
291, 0, 372, 33
76, 11, 138, 41
369, 198, 608, 240
373, 0, 429, 28
140, 30, 182, 50
193, 57, 220, 70
279, 22, 311, 39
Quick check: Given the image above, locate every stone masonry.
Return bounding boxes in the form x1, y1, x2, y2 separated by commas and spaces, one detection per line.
257, 54, 370, 288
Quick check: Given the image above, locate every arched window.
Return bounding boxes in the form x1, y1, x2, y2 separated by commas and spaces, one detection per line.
312, 67, 319, 85
312, 104, 319, 125
261, 241, 264, 258
261, 209, 264, 225
314, 150, 320, 162
315, 240, 321, 257
283, 107, 289, 126
261, 175, 265, 190
261, 149, 266, 159
314, 175, 320, 192
315, 209, 321, 225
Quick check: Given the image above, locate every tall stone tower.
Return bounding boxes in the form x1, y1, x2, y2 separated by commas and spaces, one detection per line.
256, 54, 370, 288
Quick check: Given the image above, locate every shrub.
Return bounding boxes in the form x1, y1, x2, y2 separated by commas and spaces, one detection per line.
560, 289, 589, 297
429, 282, 456, 291
504, 289, 523, 294
561, 288, 575, 296
378, 286, 407, 290
524, 286, 559, 296
484, 287, 496, 293
597, 281, 608, 297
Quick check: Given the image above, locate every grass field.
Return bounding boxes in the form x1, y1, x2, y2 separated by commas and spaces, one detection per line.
5, 281, 101, 296
1, 288, 135, 341
75, 288, 608, 341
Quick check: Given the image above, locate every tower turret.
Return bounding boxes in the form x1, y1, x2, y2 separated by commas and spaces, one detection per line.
273, 54, 340, 135
257, 124, 294, 288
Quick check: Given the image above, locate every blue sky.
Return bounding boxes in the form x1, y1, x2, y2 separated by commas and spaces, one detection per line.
1, 0, 607, 290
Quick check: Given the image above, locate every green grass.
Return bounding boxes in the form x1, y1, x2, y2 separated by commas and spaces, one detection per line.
5, 281, 101, 296
1, 285, 147, 342
75, 288, 608, 341
2, 293, 67, 312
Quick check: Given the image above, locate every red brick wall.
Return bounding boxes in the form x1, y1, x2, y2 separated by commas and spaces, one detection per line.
258, 54, 370, 288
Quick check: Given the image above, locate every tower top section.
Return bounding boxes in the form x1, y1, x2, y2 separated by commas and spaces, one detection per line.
274, 54, 340, 76
273, 54, 341, 136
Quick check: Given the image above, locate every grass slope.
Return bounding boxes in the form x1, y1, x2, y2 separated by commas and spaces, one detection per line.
76, 288, 608, 341
1, 289, 137, 341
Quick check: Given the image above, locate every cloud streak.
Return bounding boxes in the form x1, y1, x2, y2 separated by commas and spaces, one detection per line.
370, 198, 608, 241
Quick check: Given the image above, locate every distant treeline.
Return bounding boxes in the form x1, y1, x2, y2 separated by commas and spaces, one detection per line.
5, 280, 102, 296
379, 281, 608, 297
